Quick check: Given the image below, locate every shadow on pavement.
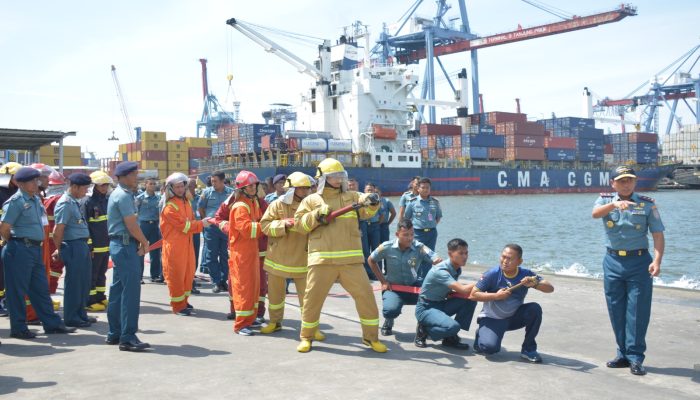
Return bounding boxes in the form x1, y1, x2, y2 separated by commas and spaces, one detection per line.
0, 376, 57, 395
0, 342, 74, 357
645, 366, 700, 383
144, 343, 231, 358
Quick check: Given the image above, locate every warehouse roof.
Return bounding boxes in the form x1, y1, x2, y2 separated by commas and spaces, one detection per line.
0, 128, 76, 151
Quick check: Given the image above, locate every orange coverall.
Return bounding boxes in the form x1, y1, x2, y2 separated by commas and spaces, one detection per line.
25, 194, 54, 320
160, 196, 204, 313
228, 196, 263, 331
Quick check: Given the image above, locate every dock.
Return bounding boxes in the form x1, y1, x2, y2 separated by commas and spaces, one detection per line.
1, 271, 698, 399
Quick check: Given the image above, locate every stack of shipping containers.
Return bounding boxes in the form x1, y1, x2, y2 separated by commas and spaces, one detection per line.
419, 123, 463, 160
38, 145, 83, 166
661, 124, 700, 165
537, 117, 605, 163
167, 140, 188, 177
185, 137, 214, 176
139, 131, 168, 178
491, 113, 545, 161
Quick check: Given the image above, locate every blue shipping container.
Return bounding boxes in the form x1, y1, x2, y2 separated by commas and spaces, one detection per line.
578, 151, 604, 162
470, 147, 489, 159
577, 138, 604, 151
546, 148, 576, 161
470, 134, 504, 148
629, 143, 658, 153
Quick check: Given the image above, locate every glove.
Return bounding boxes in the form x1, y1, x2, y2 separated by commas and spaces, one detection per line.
361, 193, 380, 206
316, 204, 331, 224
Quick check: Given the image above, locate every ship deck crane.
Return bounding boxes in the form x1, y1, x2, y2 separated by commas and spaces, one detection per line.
591, 43, 700, 135
378, 1, 637, 123
110, 65, 135, 143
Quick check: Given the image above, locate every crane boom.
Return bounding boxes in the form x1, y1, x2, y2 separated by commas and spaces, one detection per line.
111, 65, 135, 143
226, 18, 327, 81
396, 4, 637, 64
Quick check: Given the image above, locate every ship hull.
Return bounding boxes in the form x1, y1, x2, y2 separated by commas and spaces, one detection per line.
202, 165, 671, 196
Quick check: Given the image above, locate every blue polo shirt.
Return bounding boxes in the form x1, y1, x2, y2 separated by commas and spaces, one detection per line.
264, 192, 281, 204
398, 191, 417, 208
54, 193, 90, 240
108, 183, 137, 237
1, 190, 47, 241
199, 186, 234, 218
404, 196, 442, 230
594, 192, 665, 250
476, 266, 539, 319
136, 192, 161, 222
370, 239, 437, 286
420, 260, 461, 301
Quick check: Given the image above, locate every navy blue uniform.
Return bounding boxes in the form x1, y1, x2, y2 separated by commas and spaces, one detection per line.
1, 189, 64, 334
404, 195, 442, 279
473, 266, 543, 354
594, 192, 664, 364
198, 186, 233, 284
54, 192, 92, 325
415, 260, 476, 341
85, 190, 110, 305
136, 192, 162, 280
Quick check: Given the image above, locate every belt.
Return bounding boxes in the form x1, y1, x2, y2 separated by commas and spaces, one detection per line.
10, 237, 43, 247
141, 220, 158, 224
109, 235, 138, 242
418, 228, 435, 232
64, 238, 90, 243
607, 248, 648, 257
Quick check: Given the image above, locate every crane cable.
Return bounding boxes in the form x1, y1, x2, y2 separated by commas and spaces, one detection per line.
519, 0, 572, 21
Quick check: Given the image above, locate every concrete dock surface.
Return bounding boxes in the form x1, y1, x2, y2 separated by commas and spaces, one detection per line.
1, 271, 699, 399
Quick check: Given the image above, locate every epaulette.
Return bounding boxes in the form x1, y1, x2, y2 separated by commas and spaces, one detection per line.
599, 193, 615, 197
407, 196, 419, 202
637, 195, 655, 203
431, 196, 439, 203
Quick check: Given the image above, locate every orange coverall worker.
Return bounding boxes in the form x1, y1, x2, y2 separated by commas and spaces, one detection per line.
228, 195, 264, 331
160, 196, 204, 313
295, 189, 381, 343
45, 194, 64, 294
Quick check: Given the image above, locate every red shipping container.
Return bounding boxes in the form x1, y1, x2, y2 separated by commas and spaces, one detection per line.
604, 144, 614, 154
628, 132, 658, 143
142, 150, 167, 161
188, 147, 211, 159
420, 123, 461, 136
496, 121, 546, 136
488, 148, 505, 159
486, 111, 527, 125
505, 147, 545, 161
505, 135, 545, 148
373, 124, 398, 140
544, 137, 576, 149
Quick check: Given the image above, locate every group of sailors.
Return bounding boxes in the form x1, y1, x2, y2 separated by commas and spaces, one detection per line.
0, 159, 664, 376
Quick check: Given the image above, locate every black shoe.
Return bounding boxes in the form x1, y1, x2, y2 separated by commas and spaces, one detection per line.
220, 281, 229, 291
85, 316, 98, 324
212, 285, 222, 294
140, 280, 145, 285
414, 323, 428, 348
45, 325, 77, 334
153, 277, 165, 284
441, 335, 470, 350
226, 312, 236, 320
186, 303, 194, 310
381, 319, 394, 336
606, 357, 631, 368
176, 308, 191, 316
65, 321, 91, 328
191, 286, 201, 295
105, 337, 119, 345
11, 330, 37, 339
119, 340, 149, 352
134, 337, 151, 348
630, 362, 647, 376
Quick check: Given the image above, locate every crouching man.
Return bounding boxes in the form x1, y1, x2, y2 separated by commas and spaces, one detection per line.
470, 244, 554, 363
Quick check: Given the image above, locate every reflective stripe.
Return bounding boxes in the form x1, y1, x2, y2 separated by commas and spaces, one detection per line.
93, 246, 109, 253
47, 216, 55, 221
309, 249, 364, 259
89, 290, 97, 295
0, 290, 5, 296
87, 238, 93, 245
264, 258, 308, 274
49, 232, 54, 238
301, 320, 319, 329
336, 213, 357, 220
25, 300, 32, 306
258, 251, 266, 257
96, 287, 106, 292
232, 202, 251, 213
166, 201, 180, 211
268, 228, 277, 238
236, 309, 255, 317
360, 318, 379, 326
269, 301, 285, 310
258, 296, 266, 302
183, 220, 191, 234
171, 294, 186, 303
88, 215, 108, 223
302, 219, 312, 232
50, 271, 62, 277
184, 290, 191, 297
250, 222, 258, 238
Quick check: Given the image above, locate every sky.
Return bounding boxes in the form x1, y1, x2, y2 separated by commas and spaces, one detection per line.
1, 0, 698, 158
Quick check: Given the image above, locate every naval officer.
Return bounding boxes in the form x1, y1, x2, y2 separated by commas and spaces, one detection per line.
0, 167, 75, 339
106, 161, 151, 351
592, 165, 665, 376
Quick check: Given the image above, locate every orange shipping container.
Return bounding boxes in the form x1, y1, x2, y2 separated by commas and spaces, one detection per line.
505, 147, 545, 161
373, 124, 398, 140
488, 148, 505, 159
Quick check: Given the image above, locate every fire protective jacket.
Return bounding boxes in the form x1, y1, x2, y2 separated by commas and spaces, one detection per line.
260, 197, 308, 279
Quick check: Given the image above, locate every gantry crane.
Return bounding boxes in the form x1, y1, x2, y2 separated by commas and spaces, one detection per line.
196, 58, 238, 138
110, 65, 135, 143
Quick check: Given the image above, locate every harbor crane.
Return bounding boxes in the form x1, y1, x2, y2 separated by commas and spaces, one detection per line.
110, 65, 135, 143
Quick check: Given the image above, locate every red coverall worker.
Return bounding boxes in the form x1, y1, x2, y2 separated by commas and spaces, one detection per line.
228, 171, 264, 335
160, 173, 206, 315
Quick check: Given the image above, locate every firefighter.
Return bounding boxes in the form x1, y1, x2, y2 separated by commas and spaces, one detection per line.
160, 173, 209, 315
85, 171, 113, 311
259, 172, 325, 341
45, 171, 67, 303
226, 171, 264, 335
0, 162, 23, 317
295, 158, 387, 353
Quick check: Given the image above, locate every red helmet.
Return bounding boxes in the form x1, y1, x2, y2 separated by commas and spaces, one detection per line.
31, 163, 56, 177
235, 170, 259, 189
48, 170, 66, 185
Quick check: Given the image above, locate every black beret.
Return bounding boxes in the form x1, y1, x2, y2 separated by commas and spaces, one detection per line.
272, 174, 287, 185
14, 167, 41, 183
67, 173, 92, 186
114, 161, 139, 177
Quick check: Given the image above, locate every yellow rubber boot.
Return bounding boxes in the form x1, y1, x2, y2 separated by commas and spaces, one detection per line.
52, 300, 61, 311
313, 330, 326, 341
260, 322, 282, 334
87, 303, 106, 312
363, 339, 388, 353
297, 339, 312, 353
100, 299, 109, 306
